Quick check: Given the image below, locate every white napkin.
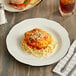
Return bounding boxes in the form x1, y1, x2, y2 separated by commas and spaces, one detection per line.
0, 3, 7, 25
53, 40, 76, 76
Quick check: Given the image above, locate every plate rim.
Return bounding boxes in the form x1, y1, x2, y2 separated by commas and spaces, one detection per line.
6, 18, 70, 66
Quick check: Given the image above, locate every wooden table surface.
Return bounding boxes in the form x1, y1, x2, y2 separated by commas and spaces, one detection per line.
0, 0, 76, 76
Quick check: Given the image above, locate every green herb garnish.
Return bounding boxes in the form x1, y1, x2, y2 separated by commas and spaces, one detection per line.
24, 0, 29, 4
29, 38, 32, 42
30, 34, 32, 36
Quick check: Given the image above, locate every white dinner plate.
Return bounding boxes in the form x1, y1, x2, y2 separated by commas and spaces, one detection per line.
0, 0, 41, 12
6, 18, 70, 66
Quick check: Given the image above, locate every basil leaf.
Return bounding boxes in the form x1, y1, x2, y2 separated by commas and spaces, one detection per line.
24, 0, 29, 4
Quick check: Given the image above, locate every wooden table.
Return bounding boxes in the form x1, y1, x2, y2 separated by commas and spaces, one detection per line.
0, 0, 76, 76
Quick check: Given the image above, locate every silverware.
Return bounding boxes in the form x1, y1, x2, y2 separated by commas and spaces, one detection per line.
61, 47, 76, 72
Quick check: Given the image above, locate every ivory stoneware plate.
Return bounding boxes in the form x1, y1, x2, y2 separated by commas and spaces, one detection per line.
6, 18, 70, 66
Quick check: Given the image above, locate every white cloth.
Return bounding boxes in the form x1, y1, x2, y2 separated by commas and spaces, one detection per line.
0, 5, 7, 25
53, 40, 76, 76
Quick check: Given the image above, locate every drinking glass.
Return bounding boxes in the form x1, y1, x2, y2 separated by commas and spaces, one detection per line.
59, 0, 75, 16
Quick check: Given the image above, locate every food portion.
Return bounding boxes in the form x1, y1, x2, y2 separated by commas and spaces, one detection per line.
21, 28, 57, 57
30, 0, 41, 5
9, 0, 31, 10
9, 0, 41, 10
10, 0, 25, 4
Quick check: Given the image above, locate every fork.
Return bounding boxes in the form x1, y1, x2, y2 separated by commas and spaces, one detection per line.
61, 47, 76, 72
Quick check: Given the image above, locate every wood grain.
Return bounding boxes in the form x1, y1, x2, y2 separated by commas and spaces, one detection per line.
0, 0, 76, 76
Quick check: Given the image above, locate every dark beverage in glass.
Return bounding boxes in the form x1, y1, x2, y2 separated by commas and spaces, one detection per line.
59, 0, 75, 16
